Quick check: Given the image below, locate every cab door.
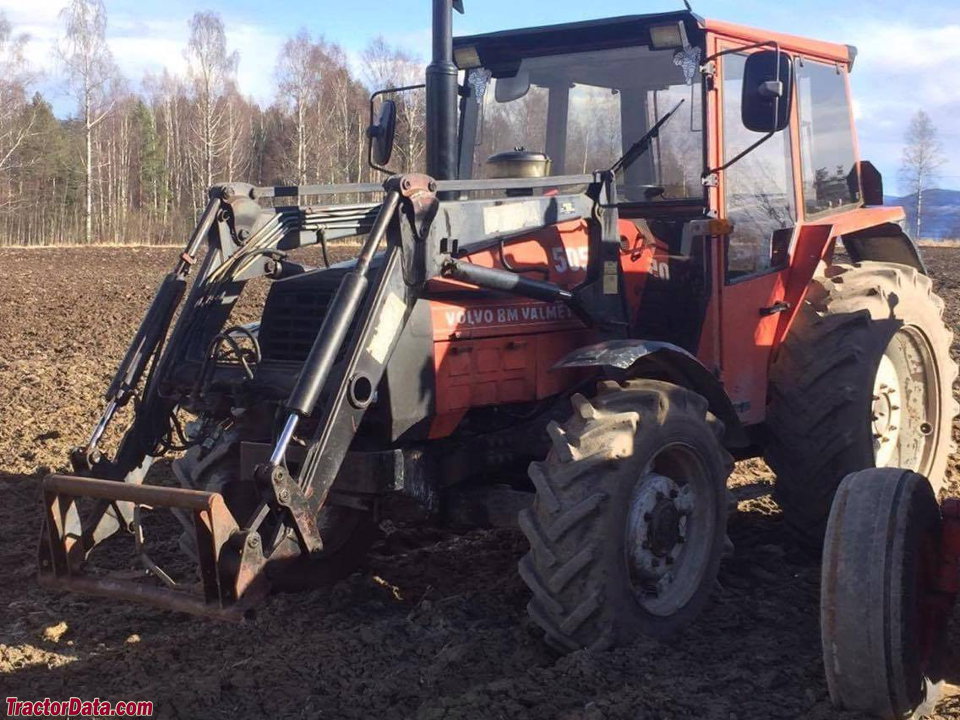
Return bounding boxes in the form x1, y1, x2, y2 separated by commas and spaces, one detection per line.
716, 48, 799, 424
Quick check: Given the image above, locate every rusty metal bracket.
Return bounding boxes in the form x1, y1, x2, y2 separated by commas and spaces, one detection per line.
255, 464, 323, 555
38, 473, 264, 621
390, 173, 439, 243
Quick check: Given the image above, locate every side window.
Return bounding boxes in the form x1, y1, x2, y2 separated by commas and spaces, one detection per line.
722, 53, 796, 280
796, 59, 860, 215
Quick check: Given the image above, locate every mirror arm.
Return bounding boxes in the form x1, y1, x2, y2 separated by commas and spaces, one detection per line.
703, 39, 785, 179
367, 84, 427, 174
703, 39, 780, 64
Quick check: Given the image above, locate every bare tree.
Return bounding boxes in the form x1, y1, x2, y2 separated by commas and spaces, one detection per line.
184, 11, 238, 193
0, 14, 38, 182
59, 0, 116, 244
900, 110, 946, 239
362, 37, 425, 172
275, 29, 321, 184
0, 8, 381, 246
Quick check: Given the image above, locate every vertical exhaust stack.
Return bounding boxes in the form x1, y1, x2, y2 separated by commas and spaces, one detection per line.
425, 0, 460, 180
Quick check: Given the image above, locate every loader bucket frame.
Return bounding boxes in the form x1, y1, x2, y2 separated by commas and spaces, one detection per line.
39, 474, 260, 621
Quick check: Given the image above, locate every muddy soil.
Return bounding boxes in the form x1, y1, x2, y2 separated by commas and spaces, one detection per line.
1, 246, 959, 719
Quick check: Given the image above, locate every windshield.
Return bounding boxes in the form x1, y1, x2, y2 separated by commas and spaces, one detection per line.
463, 43, 705, 202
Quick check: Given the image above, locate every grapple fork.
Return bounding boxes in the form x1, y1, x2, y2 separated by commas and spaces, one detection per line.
38, 474, 265, 621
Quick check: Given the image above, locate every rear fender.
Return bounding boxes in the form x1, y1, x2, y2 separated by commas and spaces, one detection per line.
840, 222, 926, 274
554, 339, 748, 447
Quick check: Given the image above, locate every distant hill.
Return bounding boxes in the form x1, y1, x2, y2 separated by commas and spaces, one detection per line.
883, 189, 960, 240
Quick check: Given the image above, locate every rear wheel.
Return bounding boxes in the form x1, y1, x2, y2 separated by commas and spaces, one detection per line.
822, 468, 946, 719
766, 262, 957, 548
518, 379, 733, 651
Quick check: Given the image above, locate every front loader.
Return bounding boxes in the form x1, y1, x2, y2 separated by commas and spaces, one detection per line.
40, 1, 957, 652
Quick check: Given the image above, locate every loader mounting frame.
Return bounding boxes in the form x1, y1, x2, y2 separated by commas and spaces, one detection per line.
38, 170, 623, 618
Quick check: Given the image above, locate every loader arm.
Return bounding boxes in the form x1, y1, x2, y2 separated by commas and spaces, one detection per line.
39, 171, 618, 618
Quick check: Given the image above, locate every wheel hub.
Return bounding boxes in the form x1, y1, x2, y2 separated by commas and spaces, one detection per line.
872, 353, 903, 466
626, 473, 694, 597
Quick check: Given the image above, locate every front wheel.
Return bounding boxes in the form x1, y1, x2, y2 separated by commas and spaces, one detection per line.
519, 379, 733, 651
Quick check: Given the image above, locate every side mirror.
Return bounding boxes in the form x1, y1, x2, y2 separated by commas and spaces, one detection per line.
742, 50, 792, 133
367, 99, 397, 168
494, 69, 531, 103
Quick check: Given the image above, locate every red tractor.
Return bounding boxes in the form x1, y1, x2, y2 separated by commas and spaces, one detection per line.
40, 0, 956, 658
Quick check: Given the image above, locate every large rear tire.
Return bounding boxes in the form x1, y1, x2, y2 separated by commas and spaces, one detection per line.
766, 262, 957, 548
519, 380, 733, 651
821, 468, 945, 719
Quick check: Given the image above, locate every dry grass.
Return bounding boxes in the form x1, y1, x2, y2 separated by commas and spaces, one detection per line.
919, 239, 960, 248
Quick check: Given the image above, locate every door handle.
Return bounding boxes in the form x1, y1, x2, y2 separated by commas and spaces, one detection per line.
759, 301, 792, 316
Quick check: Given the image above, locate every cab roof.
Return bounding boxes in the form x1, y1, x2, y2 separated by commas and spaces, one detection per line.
454, 11, 855, 70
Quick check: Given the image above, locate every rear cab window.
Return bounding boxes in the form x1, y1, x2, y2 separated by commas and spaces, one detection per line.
796, 58, 860, 216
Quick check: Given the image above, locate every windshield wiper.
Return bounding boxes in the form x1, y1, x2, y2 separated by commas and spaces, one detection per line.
609, 98, 685, 175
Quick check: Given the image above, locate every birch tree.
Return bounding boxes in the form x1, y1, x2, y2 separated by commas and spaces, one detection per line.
59, 0, 116, 244
362, 37, 425, 172
276, 30, 321, 184
184, 12, 238, 194
900, 110, 946, 239
0, 14, 37, 185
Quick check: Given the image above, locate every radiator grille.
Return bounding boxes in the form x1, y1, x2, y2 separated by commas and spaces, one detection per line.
258, 267, 353, 363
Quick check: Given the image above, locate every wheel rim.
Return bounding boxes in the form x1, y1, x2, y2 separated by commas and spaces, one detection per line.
873, 327, 940, 473
624, 443, 715, 617
872, 353, 903, 466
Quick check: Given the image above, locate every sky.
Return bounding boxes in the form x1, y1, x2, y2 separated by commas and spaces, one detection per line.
2, 0, 959, 192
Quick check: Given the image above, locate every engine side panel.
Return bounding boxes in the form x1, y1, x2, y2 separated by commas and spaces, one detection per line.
422, 216, 713, 439
255, 215, 717, 443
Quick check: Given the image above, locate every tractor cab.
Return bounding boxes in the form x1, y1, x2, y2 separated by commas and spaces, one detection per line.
453, 13, 706, 209
427, 10, 869, 423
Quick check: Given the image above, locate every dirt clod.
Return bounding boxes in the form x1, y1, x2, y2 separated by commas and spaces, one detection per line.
42, 622, 68, 643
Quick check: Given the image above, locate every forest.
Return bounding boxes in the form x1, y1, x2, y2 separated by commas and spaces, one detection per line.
0, 2, 427, 246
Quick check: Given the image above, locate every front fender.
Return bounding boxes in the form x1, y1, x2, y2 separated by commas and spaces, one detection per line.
554, 339, 748, 448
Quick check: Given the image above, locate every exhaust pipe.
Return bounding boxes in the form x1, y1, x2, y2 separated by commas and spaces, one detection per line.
425, 0, 462, 180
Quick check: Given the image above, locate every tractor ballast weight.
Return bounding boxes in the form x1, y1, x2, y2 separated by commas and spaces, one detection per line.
39, 0, 957, 654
